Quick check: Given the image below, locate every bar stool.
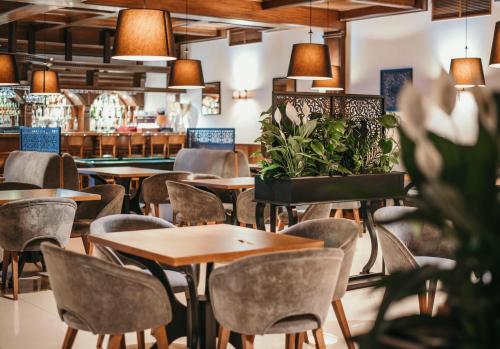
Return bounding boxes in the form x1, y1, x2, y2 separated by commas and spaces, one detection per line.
99, 133, 119, 158
150, 133, 169, 158
128, 133, 146, 157
64, 134, 86, 158
167, 134, 185, 157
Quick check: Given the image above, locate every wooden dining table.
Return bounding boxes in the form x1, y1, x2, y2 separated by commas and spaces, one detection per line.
0, 188, 101, 205
77, 166, 169, 214
182, 177, 255, 224
88, 224, 323, 349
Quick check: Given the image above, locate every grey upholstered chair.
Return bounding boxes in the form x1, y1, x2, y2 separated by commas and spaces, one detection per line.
3, 150, 61, 188
277, 203, 333, 230
236, 188, 269, 228
41, 243, 172, 349
72, 184, 125, 255
61, 153, 80, 191
166, 180, 226, 226
0, 182, 41, 190
283, 218, 359, 349
374, 206, 456, 315
142, 171, 192, 217
90, 214, 195, 348
0, 198, 77, 300
174, 148, 251, 177
210, 248, 344, 349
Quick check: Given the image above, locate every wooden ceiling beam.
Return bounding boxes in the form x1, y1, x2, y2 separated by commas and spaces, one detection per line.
0, 4, 62, 25
37, 12, 117, 32
83, 0, 342, 29
350, 0, 416, 10
261, 0, 322, 10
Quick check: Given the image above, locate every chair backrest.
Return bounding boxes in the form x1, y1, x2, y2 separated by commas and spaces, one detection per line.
374, 206, 420, 273
166, 181, 226, 225
301, 203, 332, 222
0, 198, 76, 252
0, 182, 41, 190
4, 150, 61, 188
41, 243, 172, 335
209, 248, 343, 335
236, 188, 270, 226
62, 153, 80, 191
283, 218, 358, 300
90, 214, 175, 265
75, 184, 125, 220
173, 148, 250, 177
142, 171, 192, 204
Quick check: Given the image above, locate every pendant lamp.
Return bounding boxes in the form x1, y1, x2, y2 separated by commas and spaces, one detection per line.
287, 0, 332, 80
112, 8, 177, 61
30, 70, 60, 95
489, 22, 500, 68
312, 65, 343, 91
168, 0, 205, 89
449, 0, 485, 88
0, 54, 20, 86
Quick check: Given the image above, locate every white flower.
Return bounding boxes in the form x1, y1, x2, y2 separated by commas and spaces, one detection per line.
415, 138, 443, 180
431, 71, 457, 115
470, 87, 497, 136
398, 83, 427, 141
285, 102, 301, 126
273, 108, 282, 125
301, 104, 311, 123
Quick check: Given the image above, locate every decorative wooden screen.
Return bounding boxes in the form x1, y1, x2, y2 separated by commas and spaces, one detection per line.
20, 127, 61, 154
432, 0, 491, 20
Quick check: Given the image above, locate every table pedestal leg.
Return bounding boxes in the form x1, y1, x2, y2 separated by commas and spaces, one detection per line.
231, 190, 239, 225
115, 177, 132, 214
255, 202, 265, 231
286, 206, 298, 227
270, 204, 277, 232
360, 201, 378, 274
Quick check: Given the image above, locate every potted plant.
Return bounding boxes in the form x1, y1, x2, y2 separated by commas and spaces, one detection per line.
357, 75, 500, 348
254, 101, 404, 205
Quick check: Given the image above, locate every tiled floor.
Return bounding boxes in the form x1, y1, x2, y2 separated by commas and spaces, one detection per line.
0, 232, 444, 349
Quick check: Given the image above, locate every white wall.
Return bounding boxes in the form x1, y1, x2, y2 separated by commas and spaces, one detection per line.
347, 1, 500, 94
184, 28, 323, 144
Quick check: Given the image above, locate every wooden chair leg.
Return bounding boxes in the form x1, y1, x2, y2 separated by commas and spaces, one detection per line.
81, 235, 93, 256
96, 334, 105, 348
334, 209, 344, 219
11, 251, 19, 300
286, 333, 296, 349
332, 299, 355, 349
152, 326, 169, 349
418, 293, 427, 315
119, 335, 126, 349
277, 220, 285, 231
427, 279, 438, 315
136, 331, 145, 349
353, 208, 363, 236
295, 332, 305, 349
2, 250, 10, 290
312, 328, 326, 349
107, 335, 123, 349
61, 327, 78, 349
154, 204, 160, 218
242, 335, 255, 349
217, 326, 230, 349
144, 204, 150, 216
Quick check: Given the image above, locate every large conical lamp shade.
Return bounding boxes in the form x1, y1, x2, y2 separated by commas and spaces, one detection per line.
168, 59, 205, 89
489, 22, 500, 68
31, 70, 60, 95
287, 43, 332, 80
112, 9, 177, 61
449, 57, 485, 88
0, 54, 19, 86
311, 65, 343, 91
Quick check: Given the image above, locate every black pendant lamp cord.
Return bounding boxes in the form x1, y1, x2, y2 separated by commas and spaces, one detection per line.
309, 0, 312, 43
185, 0, 189, 59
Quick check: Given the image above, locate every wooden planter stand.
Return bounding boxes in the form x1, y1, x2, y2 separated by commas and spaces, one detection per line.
254, 172, 406, 289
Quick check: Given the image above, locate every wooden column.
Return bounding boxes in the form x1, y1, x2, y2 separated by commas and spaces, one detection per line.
324, 21, 347, 92
8, 22, 17, 53
64, 29, 73, 61
102, 30, 112, 63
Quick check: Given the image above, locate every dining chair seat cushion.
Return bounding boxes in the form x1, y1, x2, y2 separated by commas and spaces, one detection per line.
0, 198, 77, 251
330, 201, 361, 210
414, 256, 456, 270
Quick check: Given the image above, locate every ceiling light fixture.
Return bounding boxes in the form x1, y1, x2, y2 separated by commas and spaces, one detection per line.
312, 65, 343, 91
0, 54, 20, 86
449, 0, 485, 89
168, 0, 205, 89
489, 22, 500, 68
287, 0, 332, 80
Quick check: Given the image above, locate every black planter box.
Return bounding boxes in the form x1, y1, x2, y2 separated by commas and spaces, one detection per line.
254, 172, 405, 205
